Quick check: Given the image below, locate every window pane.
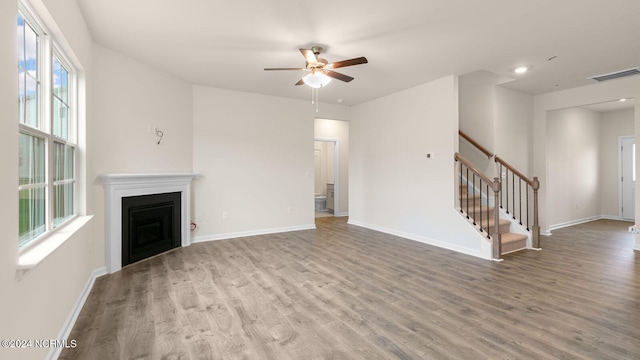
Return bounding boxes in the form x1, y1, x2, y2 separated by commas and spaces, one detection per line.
18, 69, 26, 123
19, 133, 45, 185
53, 183, 74, 227
53, 56, 69, 139
24, 75, 38, 127
17, 14, 39, 128
53, 57, 68, 103
17, 15, 25, 70
19, 187, 46, 246
53, 143, 74, 227
54, 142, 74, 181
53, 96, 68, 139
24, 22, 37, 73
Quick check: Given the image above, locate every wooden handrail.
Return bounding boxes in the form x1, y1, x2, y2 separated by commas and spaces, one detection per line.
459, 130, 494, 159
455, 153, 498, 191
495, 156, 538, 188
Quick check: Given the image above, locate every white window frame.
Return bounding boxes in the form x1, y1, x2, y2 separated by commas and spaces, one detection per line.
18, 1, 78, 252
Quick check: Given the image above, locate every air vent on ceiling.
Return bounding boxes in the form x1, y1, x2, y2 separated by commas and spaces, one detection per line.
589, 67, 640, 82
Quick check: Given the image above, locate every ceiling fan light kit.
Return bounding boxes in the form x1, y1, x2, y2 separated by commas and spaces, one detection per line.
264, 46, 368, 111
302, 72, 332, 88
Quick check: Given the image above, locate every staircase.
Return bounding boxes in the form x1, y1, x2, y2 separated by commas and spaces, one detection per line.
459, 185, 527, 254
456, 131, 540, 260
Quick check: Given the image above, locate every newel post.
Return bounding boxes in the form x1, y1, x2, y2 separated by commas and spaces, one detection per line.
532, 176, 541, 249
492, 177, 502, 260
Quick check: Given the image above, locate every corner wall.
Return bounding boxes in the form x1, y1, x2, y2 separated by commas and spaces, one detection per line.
349, 75, 491, 259
546, 107, 601, 227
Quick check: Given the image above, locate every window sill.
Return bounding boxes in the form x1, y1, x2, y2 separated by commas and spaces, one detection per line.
18, 215, 94, 271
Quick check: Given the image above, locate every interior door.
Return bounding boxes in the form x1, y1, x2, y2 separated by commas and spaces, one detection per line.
314, 147, 322, 196
621, 136, 635, 220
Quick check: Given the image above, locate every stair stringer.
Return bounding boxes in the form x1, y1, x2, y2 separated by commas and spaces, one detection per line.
454, 206, 496, 260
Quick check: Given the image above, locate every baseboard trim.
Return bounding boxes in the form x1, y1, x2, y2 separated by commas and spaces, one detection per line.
192, 224, 317, 243
548, 216, 602, 232
547, 215, 634, 235
47, 266, 108, 360
347, 219, 489, 260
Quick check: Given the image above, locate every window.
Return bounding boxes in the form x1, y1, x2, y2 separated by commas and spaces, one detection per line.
17, 5, 76, 249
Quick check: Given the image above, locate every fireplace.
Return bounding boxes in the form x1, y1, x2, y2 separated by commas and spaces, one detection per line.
122, 192, 181, 266
99, 173, 197, 273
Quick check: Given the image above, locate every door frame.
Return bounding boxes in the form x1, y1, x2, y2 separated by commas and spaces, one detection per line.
619, 135, 635, 220
314, 138, 339, 216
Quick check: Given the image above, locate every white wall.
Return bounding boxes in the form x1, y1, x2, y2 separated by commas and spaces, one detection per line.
0, 1, 97, 359
349, 75, 491, 259
459, 72, 531, 178
314, 118, 349, 216
599, 108, 634, 217
91, 44, 193, 175
495, 86, 533, 174
459, 71, 499, 151
191, 86, 350, 240
458, 71, 497, 176
546, 107, 602, 227
533, 76, 640, 249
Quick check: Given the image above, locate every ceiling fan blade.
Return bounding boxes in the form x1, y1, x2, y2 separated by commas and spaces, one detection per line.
264, 67, 306, 71
328, 57, 368, 69
324, 70, 354, 82
295, 79, 305, 86
300, 49, 318, 65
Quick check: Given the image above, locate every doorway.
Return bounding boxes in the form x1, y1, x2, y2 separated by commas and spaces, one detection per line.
546, 99, 635, 228
314, 139, 337, 218
620, 136, 635, 220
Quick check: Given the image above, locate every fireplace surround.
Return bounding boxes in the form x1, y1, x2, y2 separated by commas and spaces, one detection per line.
99, 173, 197, 273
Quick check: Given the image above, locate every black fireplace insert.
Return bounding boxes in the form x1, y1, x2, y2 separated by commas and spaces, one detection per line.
122, 192, 181, 266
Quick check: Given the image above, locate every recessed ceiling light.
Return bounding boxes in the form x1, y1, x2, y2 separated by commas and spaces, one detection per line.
619, 98, 627, 102
515, 66, 528, 74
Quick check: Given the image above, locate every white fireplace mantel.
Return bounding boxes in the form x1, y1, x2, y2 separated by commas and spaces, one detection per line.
99, 173, 198, 273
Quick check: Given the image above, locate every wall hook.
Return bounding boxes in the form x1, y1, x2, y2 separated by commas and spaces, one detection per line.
155, 128, 164, 144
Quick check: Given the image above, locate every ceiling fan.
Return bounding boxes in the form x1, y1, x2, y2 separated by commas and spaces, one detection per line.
264, 46, 368, 88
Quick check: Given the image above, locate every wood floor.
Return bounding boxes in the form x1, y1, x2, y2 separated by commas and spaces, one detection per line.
60, 218, 639, 360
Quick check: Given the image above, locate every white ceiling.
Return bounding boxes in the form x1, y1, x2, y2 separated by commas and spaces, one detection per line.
76, 0, 640, 106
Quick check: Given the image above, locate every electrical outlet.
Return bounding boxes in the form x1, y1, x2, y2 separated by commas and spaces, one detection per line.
287, 207, 293, 215
222, 211, 229, 220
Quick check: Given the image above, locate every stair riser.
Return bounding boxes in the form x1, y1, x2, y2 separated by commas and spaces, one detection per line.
502, 239, 527, 254
477, 222, 510, 234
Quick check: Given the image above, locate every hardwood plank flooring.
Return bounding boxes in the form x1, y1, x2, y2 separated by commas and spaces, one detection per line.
59, 218, 639, 359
